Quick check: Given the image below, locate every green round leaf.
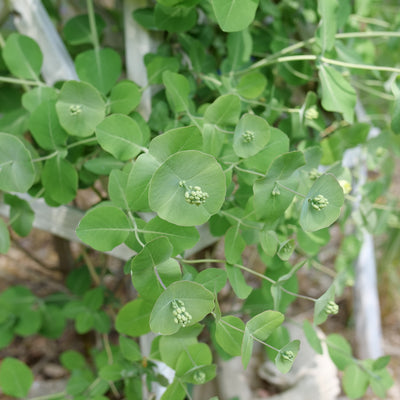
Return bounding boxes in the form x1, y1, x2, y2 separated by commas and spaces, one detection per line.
131, 237, 181, 301
56, 80, 106, 137
63, 13, 106, 46
212, 0, 259, 32
246, 310, 284, 341
274, 340, 300, 373
215, 316, 244, 356
115, 299, 152, 337
143, 217, 200, 256
155, 4, 197, 33
204, 94, 241, 127
149, 150, 226, 226
95, 114, 143, 160
22, 86, 58, 113
233, 114, 270, 158
342, 364, 369, 399
148, 126, 203, 162
76, 205, 130, 251
162, 71, 191, 113
42, 156, 78, 204
3, 33, 42, 80
119, 336, 142, 362
146, 55, 180, 85
326, 333, 353, 370
0, 133, 35, 193
195, 268, 227, 293
29, 100, 68, 150
300, 173, 344, 232
237, 71, 267, 99
0, 357, 34, 398
75, 48, 122, 94
110, 80, 141, 114
125, 152, 160, 211
150, 281, 214, 335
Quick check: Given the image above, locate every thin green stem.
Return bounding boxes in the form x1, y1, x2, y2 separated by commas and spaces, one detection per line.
31, 151, 59, 163
179, 258, 225, 264
232, 263, 316, 302
351, 80, 395, 101
233, 165, 265, 177
0, 76, 46, 86
180, 260, 313, 303
321, 56, 400, 74
243, 31, 400, 75
233, 262, 276, 285
310, 260, 337, 278
128, 211, 145, 248
103, 333, 114, 364
276, 182, 306, 198
86, 0, 100, 51
66, 137, 97, 149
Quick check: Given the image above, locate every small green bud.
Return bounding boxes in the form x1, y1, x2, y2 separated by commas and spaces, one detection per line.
69, 104, 82, 115
242, 130, 255, 143
282, 350, 295, 362
308, 168, 322, 180
305, 106, 319, 120
272, 184, 280, 196
309, 194, 329, 210
325, 300, 339, 315
184, 184, 209, 206
338, 179, 352, 194
193, 371, 206, 384
172, 299, 192, 328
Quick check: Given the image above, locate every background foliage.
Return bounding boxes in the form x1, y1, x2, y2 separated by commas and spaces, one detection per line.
0, 0, 399, 399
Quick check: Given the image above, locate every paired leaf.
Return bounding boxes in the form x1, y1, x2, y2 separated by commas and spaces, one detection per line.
76, 205, 130, 251
212, 0, 259, 32
0, 133, 35, 193
110, 81, 141, 114
150, 281, 214, 335
115, 298, 152, 337
75, 48, 122, 94
42, 156, 78, 204
131, 237, 181, 300
149, 150, 226, 226
204, 94, 241, 127
29, 100, 68, 150
3, 33, 42, 80
233, 114, 270, 158
0, 358, 33, 398
96, 114, 143, 160
163, 71, 191, 113
318, 65, 356, 123
300, 174, 344, 232
56, 81, 106, 137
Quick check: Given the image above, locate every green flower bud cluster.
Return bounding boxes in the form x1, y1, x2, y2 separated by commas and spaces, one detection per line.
310, 194, 329, 210
305, 106, 319, 120
184, 185, 209, 206
69, 104, 82, 115
308, 168, 322, 180
272, 184, 281, 196
242, 130, 255, 143
325, 300, 339, 315
281, 350, 294, 362
193, 371, 206, 384
172, 299, 192, 327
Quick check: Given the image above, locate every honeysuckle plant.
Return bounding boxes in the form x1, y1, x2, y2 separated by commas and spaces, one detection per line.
0, 0, 398, 399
